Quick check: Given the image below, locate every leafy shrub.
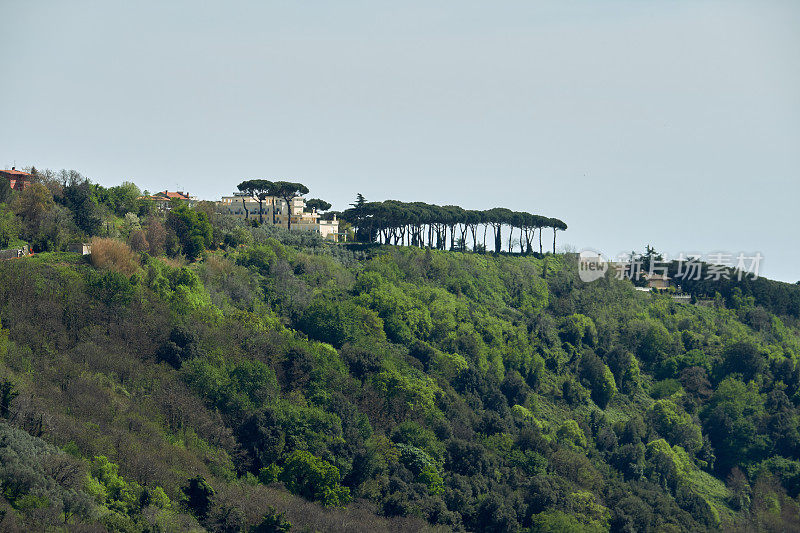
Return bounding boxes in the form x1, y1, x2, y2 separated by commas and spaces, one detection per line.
87, 269, 137, 307
578, 352, 617, 408
557, 419, 588, 449
648, 399, 703, 454
560, 314, 597, 347
0, 210, 21, 248
279, 450, 351, 507
649, 378, 683, 399
90, 237, 139, 275
182, 476, 215, 520
166, 204, 213, 260
299, 298, 385, 348
251, 506, 292, 532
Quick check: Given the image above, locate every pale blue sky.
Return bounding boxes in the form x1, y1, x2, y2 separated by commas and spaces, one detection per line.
2, 1, 799, 281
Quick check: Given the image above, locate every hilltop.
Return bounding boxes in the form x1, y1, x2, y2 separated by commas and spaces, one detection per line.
2, 171, 800, 531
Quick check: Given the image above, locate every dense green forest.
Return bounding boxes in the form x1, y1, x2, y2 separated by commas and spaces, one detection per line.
3, 171, 800, 531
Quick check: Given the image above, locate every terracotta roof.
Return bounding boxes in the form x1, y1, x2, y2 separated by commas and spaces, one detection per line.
1, 169, 32, 177
142, 191, 190, 201
158, 191, 190, 199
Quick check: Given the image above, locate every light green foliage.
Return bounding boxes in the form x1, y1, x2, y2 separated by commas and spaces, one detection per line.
144, 258, 212, 313
279, 450, 351, 507
645, 438, 695, 489
105, 182, 142, 217
512, 404, 534, 419
355, 271, 433, 343
567, 491, 611, 528
147, 486, 172, 509
417, 462, 444, 495
561, 314, 598, 348
599, 365, 618, 405
237, 243, 279, 275
258, 464, 282, 484
89, 456, 140, 511
373, 359, 439, 415
622, 354, 642, 393
519, 276, 549, 319
86, 455, 174, 530
557, 419, 587, 449
6, 196, 800, 531
530, 510, 607, 533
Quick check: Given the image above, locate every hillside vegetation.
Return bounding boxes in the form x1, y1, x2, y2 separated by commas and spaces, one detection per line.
2, 174, 800, 531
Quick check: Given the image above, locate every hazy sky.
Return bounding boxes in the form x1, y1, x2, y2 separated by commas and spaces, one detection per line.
2, 1, 799, 281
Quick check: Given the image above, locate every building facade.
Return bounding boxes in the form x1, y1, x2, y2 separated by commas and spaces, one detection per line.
217, 192, 340, 241
1, 167, 32, 191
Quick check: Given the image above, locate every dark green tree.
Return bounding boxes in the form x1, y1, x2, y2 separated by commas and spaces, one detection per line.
0, 177, 11, 203
166, 204, 213, 259
0, 211, 21, 248
267, 181, 309, 231
550, 218, 567, 254
0, 379, 18, 418
250, 507, 292, 532
182, 476, 215, 520
238, 179, 275, 224
63, 179, 103, 236
305, 198, 332, 213
350, 193, 366, 209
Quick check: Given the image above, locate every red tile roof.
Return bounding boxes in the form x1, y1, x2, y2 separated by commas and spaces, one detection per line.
140, 191, 191, 202
161, 191, 190, 199
1, 169, 32, 177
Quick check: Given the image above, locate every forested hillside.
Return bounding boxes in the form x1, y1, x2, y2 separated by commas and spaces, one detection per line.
2, 173, 800, 531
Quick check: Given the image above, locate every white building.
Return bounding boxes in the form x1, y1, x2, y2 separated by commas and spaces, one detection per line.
217, 192, 340, 241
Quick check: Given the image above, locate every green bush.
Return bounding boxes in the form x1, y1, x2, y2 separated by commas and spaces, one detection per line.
279, 450, 351, 507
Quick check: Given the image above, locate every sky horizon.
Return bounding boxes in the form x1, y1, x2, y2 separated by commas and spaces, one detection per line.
2, 1, 799, 282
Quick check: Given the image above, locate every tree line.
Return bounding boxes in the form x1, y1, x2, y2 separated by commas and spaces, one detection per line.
341, 196, 567, 254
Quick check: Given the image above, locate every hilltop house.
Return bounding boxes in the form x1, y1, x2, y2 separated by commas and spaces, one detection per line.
217, 192, 340, 241
1, 167, 32, 191
140, 190, 197, 210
